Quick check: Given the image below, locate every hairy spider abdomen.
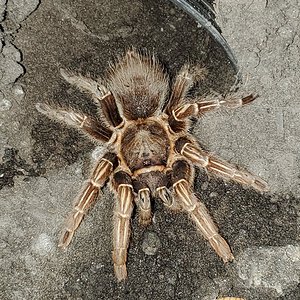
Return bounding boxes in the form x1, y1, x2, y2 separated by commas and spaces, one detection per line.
108, 50, 169, 120
120, 119, 170, 172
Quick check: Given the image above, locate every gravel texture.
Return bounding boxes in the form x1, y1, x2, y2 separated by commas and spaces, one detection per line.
0, 1, 299, 299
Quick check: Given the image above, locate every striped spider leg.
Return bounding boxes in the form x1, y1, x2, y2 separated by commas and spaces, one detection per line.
171, 159, 234, 262
167, 88, 268, 192
111, 170, 134, 281
59, 153, 118, 248
175, 136, 269, 192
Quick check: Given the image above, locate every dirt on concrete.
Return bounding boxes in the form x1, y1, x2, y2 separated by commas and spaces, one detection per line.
0, 0, 299, 299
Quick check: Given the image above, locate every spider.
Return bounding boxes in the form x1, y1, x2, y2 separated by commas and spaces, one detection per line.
36, 50, 268, 281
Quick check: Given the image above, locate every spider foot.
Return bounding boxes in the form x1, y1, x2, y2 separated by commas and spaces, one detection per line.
208, 234, 234, 263
112, 246, 129, 281
114, 264, 127, 282
58, 229, 74, 249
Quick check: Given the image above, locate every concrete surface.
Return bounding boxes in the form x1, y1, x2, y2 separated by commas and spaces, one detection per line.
0, 0, 299, 299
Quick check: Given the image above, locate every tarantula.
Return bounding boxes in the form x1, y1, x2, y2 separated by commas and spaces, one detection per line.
36, 50, 268, 281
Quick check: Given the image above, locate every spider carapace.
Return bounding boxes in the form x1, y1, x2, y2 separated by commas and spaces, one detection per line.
36, 50, 268, 281
120, 120, 170, 172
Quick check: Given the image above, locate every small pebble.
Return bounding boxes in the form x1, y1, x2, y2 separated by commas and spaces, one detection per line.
0, 98, 12, 111
142, 232, 161, 255
201, 182, 209, 190
269, 196, 280, 203
169, 8, 176, 15
209, 192, 218, 198
12, 85, 25, 97
0, 240, 8, 249
269, 204, 278, 213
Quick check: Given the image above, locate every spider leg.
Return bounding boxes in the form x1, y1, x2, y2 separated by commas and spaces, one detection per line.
36, 102, 112, 142
60, 68, 123, 128
171, 159, 234, 263
165, 64, 207, 114
175, 137, 269, 192
112, 171, 134, 281
132, 179, 152, 225
59, 153, 118, 248
172, 94, 257, 121
100, 92, 123, 128
132, 177, 152, 225
60, 68, 107, 99
155, 172, 182, 211
156, 186, 171, 206
136, 188, 152, 225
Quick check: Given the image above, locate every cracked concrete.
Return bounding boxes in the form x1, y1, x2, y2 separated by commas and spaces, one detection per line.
0, 0, 299, 299
212, 0, 300, 197
236, 245, 300, 295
